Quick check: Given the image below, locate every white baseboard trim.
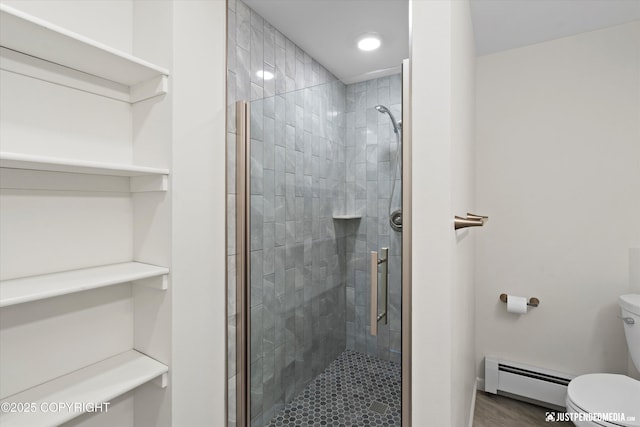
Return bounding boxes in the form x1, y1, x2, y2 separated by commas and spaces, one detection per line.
468, 378, 478, 427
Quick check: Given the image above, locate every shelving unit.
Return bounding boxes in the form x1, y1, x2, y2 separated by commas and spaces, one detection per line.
0, 4, 169, 103
0, 4, 172, 426
0, 262, 169, 307
0, 350, 168, 427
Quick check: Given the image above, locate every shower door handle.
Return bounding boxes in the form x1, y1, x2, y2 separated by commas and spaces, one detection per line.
370, 251, 378, 336
370, 248, 389, 336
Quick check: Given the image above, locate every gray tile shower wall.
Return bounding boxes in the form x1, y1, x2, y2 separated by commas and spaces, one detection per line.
227, 2, 403, 425
227, 1, 347, 426
344, 76, 403, 363
248, 81, 348, 427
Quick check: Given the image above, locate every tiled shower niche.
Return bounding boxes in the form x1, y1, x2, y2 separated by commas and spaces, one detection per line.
227, 1, 402, 426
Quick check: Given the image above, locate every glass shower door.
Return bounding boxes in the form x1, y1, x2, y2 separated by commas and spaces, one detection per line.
238, 73, 404, 427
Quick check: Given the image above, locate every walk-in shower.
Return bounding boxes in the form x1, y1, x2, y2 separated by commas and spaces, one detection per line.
376, 104, 403, 232
227, 1, 410, 426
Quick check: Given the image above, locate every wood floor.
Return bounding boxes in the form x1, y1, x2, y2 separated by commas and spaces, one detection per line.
473, 392, 573, 426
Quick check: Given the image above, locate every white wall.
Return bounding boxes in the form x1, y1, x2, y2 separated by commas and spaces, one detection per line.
450, 2, 477, 426
476, 21, 640, 379
411, 0, 477, 425
1, 0, 133, 53
170, 1, 227, 426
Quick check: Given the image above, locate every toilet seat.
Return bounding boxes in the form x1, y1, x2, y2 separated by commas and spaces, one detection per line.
566, 374, 640, 427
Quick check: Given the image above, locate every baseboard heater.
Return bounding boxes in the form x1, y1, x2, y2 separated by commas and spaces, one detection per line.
484, 357, 575, 409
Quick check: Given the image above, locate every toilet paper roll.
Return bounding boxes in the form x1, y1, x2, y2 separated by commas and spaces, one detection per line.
507, 295, 528, 314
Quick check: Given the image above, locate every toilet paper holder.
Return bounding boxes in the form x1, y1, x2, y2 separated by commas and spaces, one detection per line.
500, 293, 540, 307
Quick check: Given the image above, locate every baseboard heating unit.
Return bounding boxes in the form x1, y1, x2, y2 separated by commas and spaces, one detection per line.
484, 357, 575, 409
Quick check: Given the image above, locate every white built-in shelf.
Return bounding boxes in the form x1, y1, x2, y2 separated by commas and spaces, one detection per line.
0, 152, 169, 177
0, 350, 168, 427
0, 152, 169, 191
0, 262, 169, 308
0, 4, 169, 103
332, 215, 363, 220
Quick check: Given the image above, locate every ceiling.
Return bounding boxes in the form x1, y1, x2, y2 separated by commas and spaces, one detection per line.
471, 0, 640, 55
243, 0, 409, 84
244, 0, 640, 83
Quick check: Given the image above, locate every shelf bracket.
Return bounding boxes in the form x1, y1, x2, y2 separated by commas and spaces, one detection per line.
152, 372, 168, 388
130, 75, 168, 103
133, 275, 169, 291
130, 175, 168, 192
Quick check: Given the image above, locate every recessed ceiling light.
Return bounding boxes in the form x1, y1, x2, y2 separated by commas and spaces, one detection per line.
357, 34, 381, 51
256, 70, 274, 80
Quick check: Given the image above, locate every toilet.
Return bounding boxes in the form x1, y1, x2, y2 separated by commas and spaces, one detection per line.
565, 294, 640, 427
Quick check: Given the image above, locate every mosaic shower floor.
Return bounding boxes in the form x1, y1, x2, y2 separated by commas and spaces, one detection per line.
267, 349, 401, 427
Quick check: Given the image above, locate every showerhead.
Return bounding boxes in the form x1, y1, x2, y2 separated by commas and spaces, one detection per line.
375, 104, 401, 134
375, 105, 403, 231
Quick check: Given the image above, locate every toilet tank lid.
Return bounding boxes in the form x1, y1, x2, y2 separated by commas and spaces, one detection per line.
619, 294, 640, 315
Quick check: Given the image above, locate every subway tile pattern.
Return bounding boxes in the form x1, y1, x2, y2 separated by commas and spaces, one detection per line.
266, 349, 401, 427
248, 81, 348, 427
228, 1, 403, 425
228, 1, 346, 426
344, 76, 403, 363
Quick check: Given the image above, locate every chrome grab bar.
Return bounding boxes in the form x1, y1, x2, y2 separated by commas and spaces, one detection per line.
370, 248, 389, 336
